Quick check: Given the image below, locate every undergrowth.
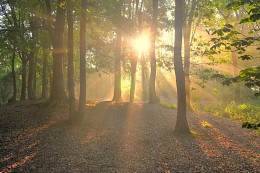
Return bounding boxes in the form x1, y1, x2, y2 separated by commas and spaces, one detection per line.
160, 102, 177, 109
193, 100, 260, 123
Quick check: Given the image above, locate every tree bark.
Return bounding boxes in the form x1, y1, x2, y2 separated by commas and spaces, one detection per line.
11, 48, 17, 101
130, 51, 138, 103
183, 0, 196, 111
20, 53, 27, 101
41, 43, 48, 99
48, 0, 67, 106
113, 0, 123, 102
28, 16, 37, 100
141, 55, 148, 101
174, 0, 190, 134
28, 51, 36, 100
149, 0, 159, 104
67, 6, 76, 118
79, 0, 87, 121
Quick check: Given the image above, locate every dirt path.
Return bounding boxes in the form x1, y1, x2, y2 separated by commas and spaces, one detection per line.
0, 102, 259, 173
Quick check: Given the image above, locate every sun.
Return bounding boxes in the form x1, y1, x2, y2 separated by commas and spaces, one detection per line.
131, 34, 150, 54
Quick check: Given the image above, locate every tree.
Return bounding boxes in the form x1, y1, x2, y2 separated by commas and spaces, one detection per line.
174, 0, 190, 134
78, 0, 87, 121
48, 0, 67, 106
149, 0, 160, 104
10, 47, 16, 102
183, 0, 197, 110
112, 0, 123, 102
67, 2, 76, 118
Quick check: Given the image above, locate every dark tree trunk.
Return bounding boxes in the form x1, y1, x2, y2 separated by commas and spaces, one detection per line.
113, 28, 123, 101
44, 0, 54, 44
174, 0, 190, 134
28, 52, 36, 100
67, 7, 76, 118
33, 63, 37, 98
113, 0, 123, 102
11, 48, 17, 101
79, 0, 87, 121
149, 0, 159, 104
41, 44, 48, 99
48, 0, 67, 106
28, 16, 38, 100
20, 54, 27, 101
130, 51, 138, 103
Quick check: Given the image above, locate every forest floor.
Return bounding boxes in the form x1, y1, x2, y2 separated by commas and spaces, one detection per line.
0, 101, 260, 173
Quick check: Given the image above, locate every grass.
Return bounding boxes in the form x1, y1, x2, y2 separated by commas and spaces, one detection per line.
160, 102, 177, 109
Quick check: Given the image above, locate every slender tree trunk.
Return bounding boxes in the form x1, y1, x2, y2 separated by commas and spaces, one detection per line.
79, 0, 87, 121
20, 54, 27, 101
149, 0, 159, 104
113, 0, 123, 102
28, 52, 36, 100
141, 54, 148, 101
184, 0, 196, 110
48, 0, 67, 106
231, 48, 240, 98
41, 44, 48, 99
130, 51, 138, 103
33, 63, 37, 98
174, 0, 190, 134
11, 48, 16, 101
183, 24, 192, 110
113, 29, 123, 101
67, 7, 76, 118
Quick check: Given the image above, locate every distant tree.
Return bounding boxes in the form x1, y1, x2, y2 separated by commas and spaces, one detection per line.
149, 0, 160, 104
78, 0, 87, 121
174, 0, 190, 134
67, 1, 76, 118
183, 0, 197, 110
113, 0, 123, 102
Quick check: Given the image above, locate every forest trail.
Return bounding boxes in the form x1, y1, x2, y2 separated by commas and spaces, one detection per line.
0, 101, 259, 173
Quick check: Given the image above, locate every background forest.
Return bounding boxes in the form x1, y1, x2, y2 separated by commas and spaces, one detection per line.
0, 0, 259, 123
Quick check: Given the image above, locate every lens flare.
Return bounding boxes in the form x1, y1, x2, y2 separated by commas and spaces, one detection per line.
131, 34, 150, 54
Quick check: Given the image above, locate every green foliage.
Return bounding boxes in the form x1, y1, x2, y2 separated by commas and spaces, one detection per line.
220, 101, 260, 122
208, 0, 260, 96
242, 122, 260, 130
160, 102, 177, 109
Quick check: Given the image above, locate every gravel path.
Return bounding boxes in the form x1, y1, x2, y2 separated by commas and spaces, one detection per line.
0, 101, 259, 173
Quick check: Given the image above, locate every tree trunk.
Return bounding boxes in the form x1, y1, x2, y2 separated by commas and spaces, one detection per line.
231, 48, 240, 98
113, 29, 123, 101
149, 0, 159, 104
67, 7, 76, 118
41, 44, 48, 99
28, 16, 38, 100
183, 0, 196, 111
141, 55, 148, 101
113, 0, 123, 102
130, 51, 138, 103
11, 48, 17, 101
28, 52, 36, 100
183, 24, 192, 110
20, 54, 27, 101
78, 0, 87, 121
174, 0, 190, 134
48, 0, 67, 106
